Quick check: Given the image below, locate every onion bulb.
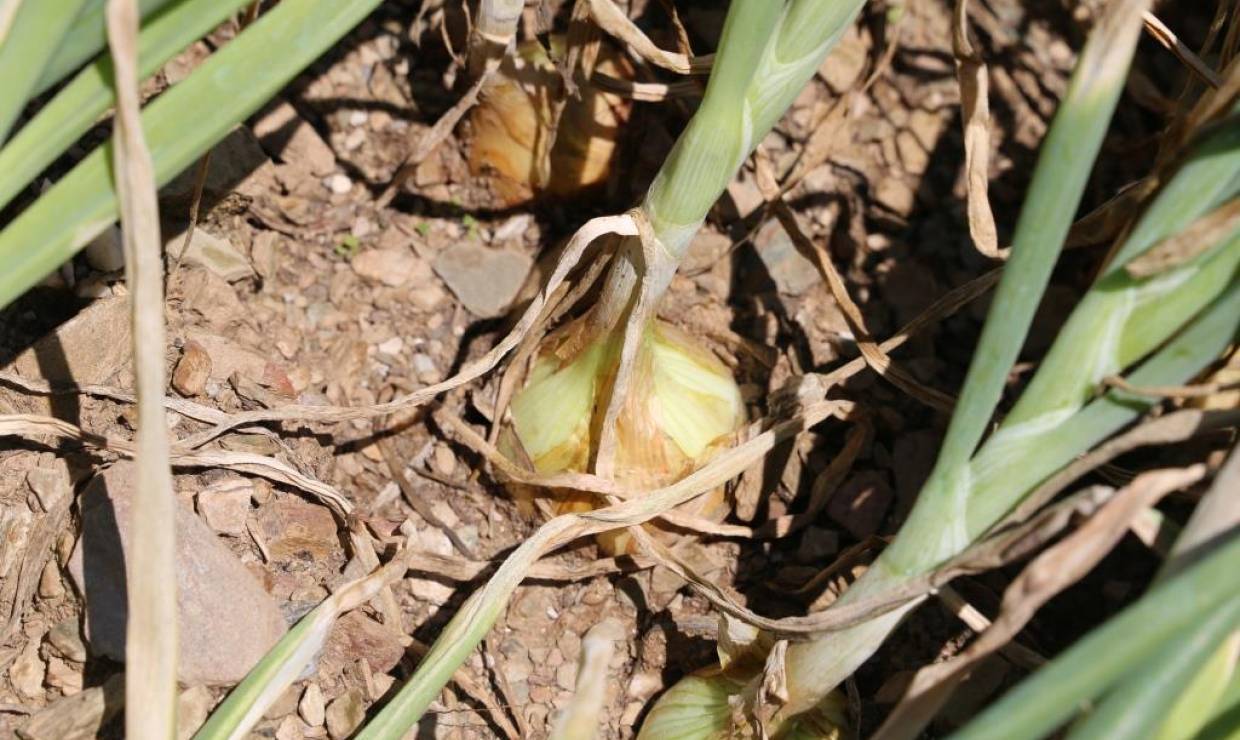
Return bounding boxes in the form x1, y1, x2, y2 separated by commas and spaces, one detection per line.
468, 38, 632, 205
504, 316, 745, 553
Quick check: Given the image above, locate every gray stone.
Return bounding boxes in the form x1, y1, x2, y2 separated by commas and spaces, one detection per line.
753, 218, 820, 296
68, 462, 287, 685
46, 619, 87, 663
433, 242, 532, 317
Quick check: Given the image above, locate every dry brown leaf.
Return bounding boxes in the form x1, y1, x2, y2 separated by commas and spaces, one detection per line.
0, 413, 355, 516
106, 0, 178, 733
1125, 197, 1240, 277
1142, 11, 1223, 88
1004, 408, 1240, 526
1065, 176, 1160, 248
953, 0, 1004, 260
593, 211, 673, 479
586, 0, 706, 75
380, 71, 492, 206
588, 72, 699, 101
936, 585, 1045, 670
755, 418, 869, 539
1102, 373, 1240, 399
1189, 348, 1240, 411
402, 548, 654, 582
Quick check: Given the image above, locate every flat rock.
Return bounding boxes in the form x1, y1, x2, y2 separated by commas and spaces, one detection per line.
177, 266, 245, 331
10, 641, 45, 699
320, 611, 405, 676
183, 330, 294, 396
166, 229, 255, 282
299, 683, 326, 727
46, 619, 87, 663
433, 242, 532, 317
68, 462, 287, 685
325, 688, 366, 740
252, 493, 338, 564
176, 685, 215, 740
753, 218, 820, 296
350, 248, 426, 288
196, 478, 253, 536
253, 100, 338, 177
4, 297, 130, 416
16, 674, 123, 740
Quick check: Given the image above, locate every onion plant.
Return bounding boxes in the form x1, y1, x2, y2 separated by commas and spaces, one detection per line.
505, 0, 867, 541
0, 0, 386, 308
355, 1, 868, 735
642, 1, 1240, 735
3, 0, 1234, 738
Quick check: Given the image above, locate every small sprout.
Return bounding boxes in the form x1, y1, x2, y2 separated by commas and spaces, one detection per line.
462, 213, 479, 239
415, 221, 431, 237
334, 234, 360, 258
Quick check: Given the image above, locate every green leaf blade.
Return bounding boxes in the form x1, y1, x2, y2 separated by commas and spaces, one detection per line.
0, 0, 384, 310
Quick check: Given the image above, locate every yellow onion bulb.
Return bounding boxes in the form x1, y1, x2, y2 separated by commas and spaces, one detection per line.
504, 317, 745, 554
468, 38, 633, 206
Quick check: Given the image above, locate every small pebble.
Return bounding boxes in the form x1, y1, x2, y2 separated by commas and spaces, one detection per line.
38, 560, 64, 599
172, 341, 212, 397
325, 688, 366, 739
432, 444, 457, 477
325, 174, 352, 194
299, 682, 326, 727
344, 128, 366, 151
377, 336, 404, 356
47, 619, 87, 662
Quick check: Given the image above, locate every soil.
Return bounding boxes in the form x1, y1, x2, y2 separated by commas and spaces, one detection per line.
0, 1, 1225, 738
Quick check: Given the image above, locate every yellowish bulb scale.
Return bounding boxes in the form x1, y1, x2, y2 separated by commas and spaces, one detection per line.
505, 317, 745, 552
